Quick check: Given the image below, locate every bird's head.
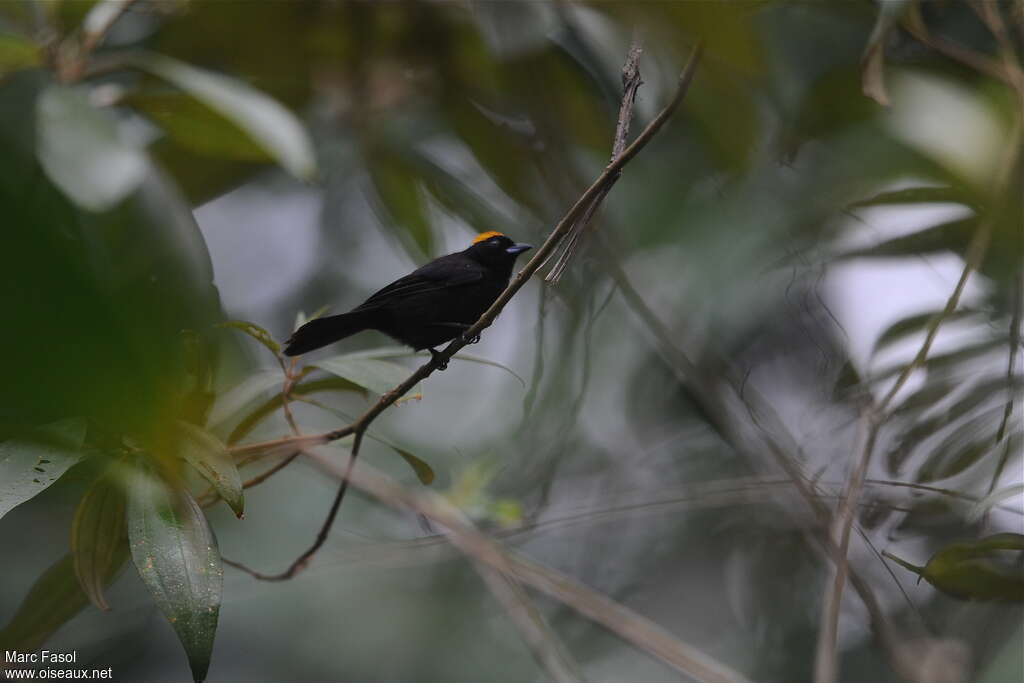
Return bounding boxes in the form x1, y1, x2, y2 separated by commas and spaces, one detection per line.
465, 231, 532, 269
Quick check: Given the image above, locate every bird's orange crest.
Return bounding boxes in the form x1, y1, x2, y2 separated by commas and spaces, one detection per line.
472, 230, 505, 244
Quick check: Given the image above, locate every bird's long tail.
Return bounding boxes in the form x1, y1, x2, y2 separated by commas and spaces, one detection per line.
283, 311, 374, 356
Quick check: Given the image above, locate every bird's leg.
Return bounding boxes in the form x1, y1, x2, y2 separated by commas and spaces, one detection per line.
429, 348, 449, 370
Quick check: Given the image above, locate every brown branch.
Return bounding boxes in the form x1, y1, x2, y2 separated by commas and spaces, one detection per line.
304, 450, 753, 683
228, 42, 704, 461
546, 32, 646, 284
223, 431, 365, 581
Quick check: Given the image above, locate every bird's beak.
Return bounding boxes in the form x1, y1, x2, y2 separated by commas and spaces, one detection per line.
506, 243, 532, 255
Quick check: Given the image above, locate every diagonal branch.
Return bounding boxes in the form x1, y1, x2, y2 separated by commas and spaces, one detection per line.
304, 450, 753, 683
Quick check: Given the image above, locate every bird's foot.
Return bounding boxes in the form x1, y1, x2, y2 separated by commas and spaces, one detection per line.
429, 348, 449, 370
461, 331, 481, 345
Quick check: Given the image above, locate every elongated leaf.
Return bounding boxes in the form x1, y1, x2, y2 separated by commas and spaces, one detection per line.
342, 346, 526, 387
0, 552, 126, 653
970, 485, 1024, 522
36, 84, 148, 211
219, 320, 281, 355
315, 355, 414, 396
71, 475, 127, 611
849, 185, 975, 209
0, 418, 86, 521
128, 468, 222, 682
207, 369, 282, 432
227, 376, 364, 445
128, 91, 274, 162
126, 52, 315, 180
894, 534, 1024, 601
368, 153, 433, 257
391, 446, 434, 485
840, 217, 975, 261
175, 422, 243, 518
871, 309, 980, 356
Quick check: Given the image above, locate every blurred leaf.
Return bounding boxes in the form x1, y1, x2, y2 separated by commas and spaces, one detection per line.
0, 32, 40, 75
218, 320, 281, 355
174, 421, 243, 518
70, 473, 127, 611
0, 552, 126, 653
294, 305, 331, 332
916, 417, 1016, 484
314, 355, 413, 396
0, 417, 86, 521
849, 185, 976, 210
207, 369, 282, 432
226, 376, 365, 445
832, 360, 863, 399
861, 0, 912, 106
367, 151, 434, 257
341, 346, 526, 387
128, 467, 222, 682
128, 91, 273, 162
873, 337, 1005, 382
35, 83, 147, 211
888, 534, 1024, 601
126, 52, 316, 180
871, 309, 980, 357
969, 484, 1024, 522
840, 217, 975, 260
392, 446, 434, 485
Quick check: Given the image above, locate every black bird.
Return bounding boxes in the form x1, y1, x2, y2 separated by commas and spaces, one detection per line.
284, 232, 532, 361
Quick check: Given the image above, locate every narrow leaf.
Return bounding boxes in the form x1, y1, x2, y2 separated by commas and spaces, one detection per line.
126, 52, 315, 180
0, 552, 126, 653
219, 320, 281, 355
207, 369, 282, 432
36, 84, 147, 211
392, 446, 434, 485
969, 485, 1024, 522
872, 309, 979, 356
849, 185, 975, 209
175, 422, 243, 518
315, 355, 414, 396
227, 376, 365, 445
128, 468, 222, 682
0, 418, 86, 521
71, 476, 127, 611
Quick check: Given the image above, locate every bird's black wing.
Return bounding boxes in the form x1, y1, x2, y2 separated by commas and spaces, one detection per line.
353, 254, 485, 311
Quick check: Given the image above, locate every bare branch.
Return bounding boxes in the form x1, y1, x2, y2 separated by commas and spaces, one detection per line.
304, 451, 753, 683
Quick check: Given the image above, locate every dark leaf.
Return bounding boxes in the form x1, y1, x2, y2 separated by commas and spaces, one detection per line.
0, 552, 126, 653
871, 309, 980, 357
367, 152, 434, 258
839, 217, 976, 261
849, 185, 976, 210
71, 474, 128, 611
391, 446, 434, 485
128, 467, 222, 682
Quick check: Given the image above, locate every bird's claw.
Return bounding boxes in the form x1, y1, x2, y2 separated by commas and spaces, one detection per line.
429, 348, 449, 370
461, 332, 481, 345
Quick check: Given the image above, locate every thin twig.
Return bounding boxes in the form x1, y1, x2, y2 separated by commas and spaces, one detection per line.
546, 33, 646, 283
228, 43, 705, 461
986, 267, 1023, 497
224, 431, 365, 581
304, 451, 753, 683
903, 16, 1010, 85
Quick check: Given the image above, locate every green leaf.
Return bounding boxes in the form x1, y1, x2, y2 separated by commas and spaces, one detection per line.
849, 185, 976, 210
226, 376, 365, 445
0, 552, 126, 653
391, 446, 434, 485
839, 217, 975, 261
0, 418, 86, 521
871, 309, 980, 356
917, 534, 1024, 601
0, 32, 40, 75
126, 52, 315, 180
128, 467, 222, 682
175, 422, 244, 518
314, 355, 414, 396
35, 84, 148, 211
293, 305, 331, 332
218, 320, 281, 355
127, 91, 275, 162
342, 346, 526, 387
368, 152, 434, 257
207, 369, 282, 431
71, 474, 127, 611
